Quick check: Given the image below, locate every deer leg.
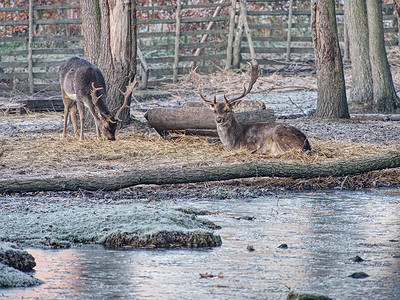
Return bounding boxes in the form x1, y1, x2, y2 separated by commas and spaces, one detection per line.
63, 105, 70, 138
86, 103, 102, 138
69, 103, 79, 139
76, 101, 86, 141
95, 123, 101, 137
62, 93, 71, 138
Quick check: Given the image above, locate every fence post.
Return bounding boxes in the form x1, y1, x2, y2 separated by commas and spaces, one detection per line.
28, 0, 34, 94
232, 1, 245, 68
396, 10, 400, 46
226, 0, 237, 69
241, 0, 255, 63
285, 0, 293, 61
173, 0, 181, 83
137, 46, 149, 89
190, 0, 225, 68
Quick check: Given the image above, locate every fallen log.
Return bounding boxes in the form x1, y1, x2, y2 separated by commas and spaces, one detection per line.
1, 150, 400, 193
18, 98, 64, 113
145, 105, 275, 136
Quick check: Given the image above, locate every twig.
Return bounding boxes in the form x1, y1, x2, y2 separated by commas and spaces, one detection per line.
288, 96, 305, 114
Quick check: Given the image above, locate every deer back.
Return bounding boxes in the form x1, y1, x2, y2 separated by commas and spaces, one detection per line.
240, 122, 311, 155
60, 57, 111, 117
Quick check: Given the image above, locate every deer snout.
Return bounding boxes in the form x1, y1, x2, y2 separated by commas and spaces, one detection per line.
216, 116, 223, 123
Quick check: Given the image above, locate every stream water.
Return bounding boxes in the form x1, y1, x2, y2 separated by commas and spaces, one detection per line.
2, 190, 399, 299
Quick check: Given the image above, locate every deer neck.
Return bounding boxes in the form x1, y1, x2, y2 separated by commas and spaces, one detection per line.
216, 115, 243, 149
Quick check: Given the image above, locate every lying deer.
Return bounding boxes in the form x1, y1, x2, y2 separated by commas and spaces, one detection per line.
59, 57, 136, 140
196, 62, 311, 156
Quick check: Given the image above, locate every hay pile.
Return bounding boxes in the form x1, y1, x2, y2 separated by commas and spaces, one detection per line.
0, 124, 397, 186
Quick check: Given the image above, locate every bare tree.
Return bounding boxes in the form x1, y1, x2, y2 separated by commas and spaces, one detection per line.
345, 0, 399, 113
344, 0, 374, 110
366, 0, 399, 112
80, 0, 137, 126
311, 0, 349, 118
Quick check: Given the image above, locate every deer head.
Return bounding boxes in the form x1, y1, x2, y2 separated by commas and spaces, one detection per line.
90, 77, 137, 140
197, 62, 260, 126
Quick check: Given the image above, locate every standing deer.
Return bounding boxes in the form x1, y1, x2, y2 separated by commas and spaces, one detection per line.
196, 62, 311, 156
59, 57, 136, 141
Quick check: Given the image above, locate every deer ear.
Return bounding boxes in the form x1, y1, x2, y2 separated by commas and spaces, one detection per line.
230, 100, 242, 109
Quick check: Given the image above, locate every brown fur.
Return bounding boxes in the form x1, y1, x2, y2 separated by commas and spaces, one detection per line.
197, 61, 311, 156
211, 102, 311, 156
59, 57, 135, 141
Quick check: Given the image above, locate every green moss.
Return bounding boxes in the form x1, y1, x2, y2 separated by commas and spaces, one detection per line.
287, 291, 333, 300
102, 229, 222, 248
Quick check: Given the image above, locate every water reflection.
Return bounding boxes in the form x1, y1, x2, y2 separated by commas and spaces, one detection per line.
2, 191, 399, 299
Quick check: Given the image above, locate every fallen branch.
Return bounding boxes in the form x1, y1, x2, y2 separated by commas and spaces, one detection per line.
1, 150, 400, 193
351, 114, 400, 121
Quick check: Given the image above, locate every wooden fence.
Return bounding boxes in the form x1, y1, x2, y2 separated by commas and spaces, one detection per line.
0, 1, 82, 95
0, 0, 399, 95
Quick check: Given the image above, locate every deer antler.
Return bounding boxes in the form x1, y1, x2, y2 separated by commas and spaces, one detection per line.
91, 82, 104, 104
192, 67, 216, 105
224, 61, 259, 105
197, 87, 217, 105
114, 76, 137, 122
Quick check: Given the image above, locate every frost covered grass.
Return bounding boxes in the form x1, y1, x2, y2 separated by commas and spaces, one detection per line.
0, 263, 43, 288
0, 242, 42, 288
0, 195, 221, 249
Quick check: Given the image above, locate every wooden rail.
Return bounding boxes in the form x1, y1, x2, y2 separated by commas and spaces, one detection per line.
0, 1, 398, 94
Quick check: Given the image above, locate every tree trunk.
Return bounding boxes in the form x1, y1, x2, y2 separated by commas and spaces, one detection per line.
311, 0, 349, 118
366, 0, 399, 113
344, 0, 374, 109
81, 0, 137, 126
2, 150, 400, 193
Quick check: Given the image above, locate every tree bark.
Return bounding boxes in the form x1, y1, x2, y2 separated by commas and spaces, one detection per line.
2, 150, 400, 193
366, 0, 399, 113
81, 0, 137, 126
311, 0, 349, 118
344, 0, 374, 108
